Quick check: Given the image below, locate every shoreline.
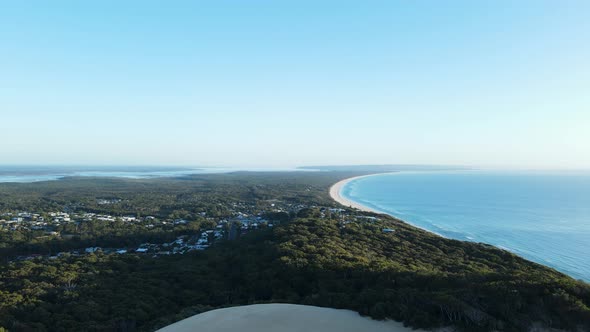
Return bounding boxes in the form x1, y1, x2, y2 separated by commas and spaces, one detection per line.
329, 173, 392, 213
329, 173, 455, 238
329, 173, 590, 283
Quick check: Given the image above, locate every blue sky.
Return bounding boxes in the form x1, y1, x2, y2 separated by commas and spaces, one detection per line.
1, 1, 589, 169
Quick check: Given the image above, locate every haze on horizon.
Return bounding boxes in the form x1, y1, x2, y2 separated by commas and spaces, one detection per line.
1, 1, 589, 170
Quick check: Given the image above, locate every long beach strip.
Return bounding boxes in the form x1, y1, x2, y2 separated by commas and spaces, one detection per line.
329, 174, 390, 213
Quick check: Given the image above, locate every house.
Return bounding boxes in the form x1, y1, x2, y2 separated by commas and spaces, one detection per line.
136, 248, 148, 253
382, 228, 395, 233
357, 216, 379, 221
85, 247, 101, 253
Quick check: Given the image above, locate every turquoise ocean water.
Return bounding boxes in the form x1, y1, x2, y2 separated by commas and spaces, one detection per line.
341, 171, 590, 281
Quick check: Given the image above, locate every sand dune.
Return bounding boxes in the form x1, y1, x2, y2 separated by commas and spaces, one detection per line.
157, 303, 425, 332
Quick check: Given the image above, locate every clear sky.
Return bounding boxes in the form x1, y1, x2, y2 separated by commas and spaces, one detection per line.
1, 1, 589, 169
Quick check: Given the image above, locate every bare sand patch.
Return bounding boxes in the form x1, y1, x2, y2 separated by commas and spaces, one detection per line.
157, 303, 426, 332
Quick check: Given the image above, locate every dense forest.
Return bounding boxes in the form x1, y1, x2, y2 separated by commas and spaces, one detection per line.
1, 172, 589, 331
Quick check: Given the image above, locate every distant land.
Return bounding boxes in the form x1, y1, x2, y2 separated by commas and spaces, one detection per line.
0, 165, 306, 183
0, 165, 471, 183
0, 165, 198, 176
299, 164, 473, 172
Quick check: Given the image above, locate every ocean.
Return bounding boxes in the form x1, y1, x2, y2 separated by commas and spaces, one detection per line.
340, 171, 590, 281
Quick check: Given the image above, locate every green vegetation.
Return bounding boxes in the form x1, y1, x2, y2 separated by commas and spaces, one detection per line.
0, 172, 589, 331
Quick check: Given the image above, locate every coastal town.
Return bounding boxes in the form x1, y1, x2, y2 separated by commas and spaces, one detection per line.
0, 208, 270, 261
0, 197, 386, 263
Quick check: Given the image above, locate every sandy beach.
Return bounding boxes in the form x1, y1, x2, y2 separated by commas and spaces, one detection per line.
329, 173, 451, 237
329, 174, 389, 213
157, 303, 425, 332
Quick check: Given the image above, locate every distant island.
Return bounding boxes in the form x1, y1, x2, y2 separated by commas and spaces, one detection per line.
299, 164, 473, 172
